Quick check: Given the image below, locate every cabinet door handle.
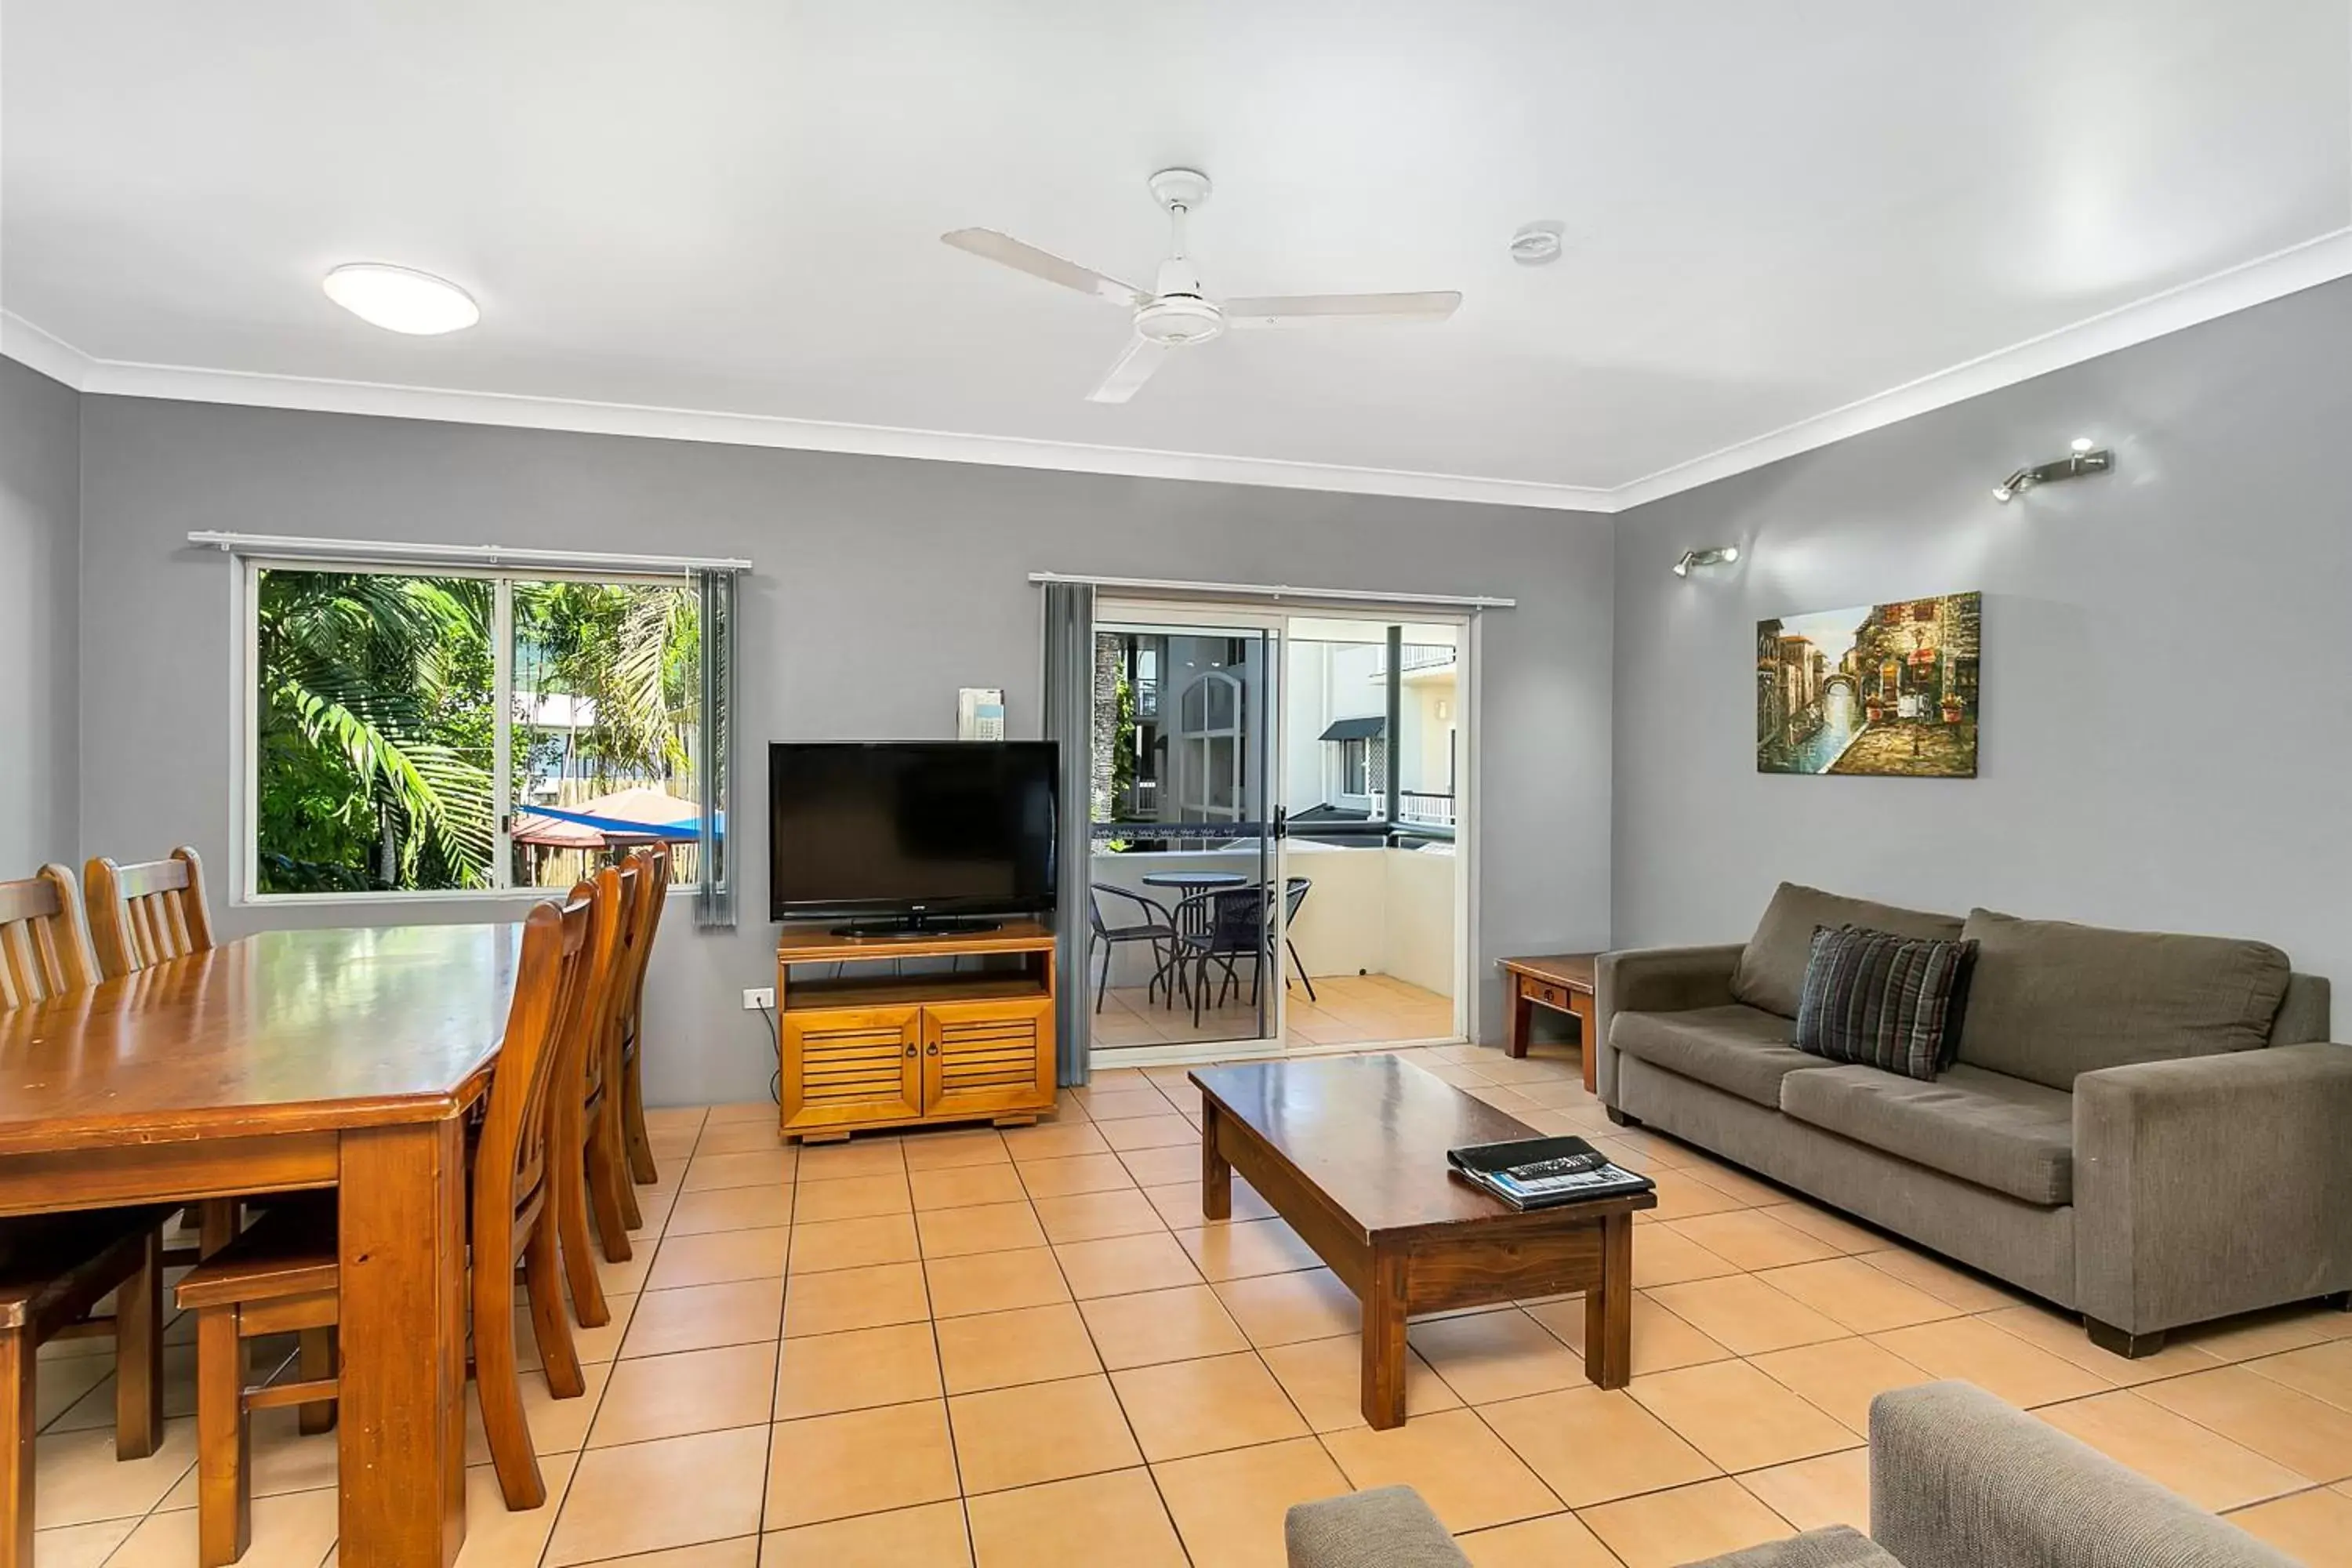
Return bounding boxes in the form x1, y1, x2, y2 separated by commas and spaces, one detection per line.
904, 1044, 917, 1058
926, 1044, 939, 1057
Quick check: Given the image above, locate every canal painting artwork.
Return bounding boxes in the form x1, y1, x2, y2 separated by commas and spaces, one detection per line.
1757, 593, 1980, 777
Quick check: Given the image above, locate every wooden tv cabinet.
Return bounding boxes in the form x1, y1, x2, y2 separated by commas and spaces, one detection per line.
775, 920, 1058, 1143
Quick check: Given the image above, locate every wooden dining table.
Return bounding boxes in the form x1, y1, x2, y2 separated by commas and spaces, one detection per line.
0, 922, 524, 1568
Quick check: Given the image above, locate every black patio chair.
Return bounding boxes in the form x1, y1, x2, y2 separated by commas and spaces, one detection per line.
1276, 875, 1317, 1002
1087, 883, 1183, 1013
1172, 884, 1276, 1026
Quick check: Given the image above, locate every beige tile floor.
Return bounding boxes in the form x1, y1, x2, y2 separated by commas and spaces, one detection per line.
28, 1042, 2352, 1567
1091, 971, 1454, 1051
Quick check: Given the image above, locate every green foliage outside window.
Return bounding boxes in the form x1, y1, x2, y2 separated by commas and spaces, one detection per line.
254, 568, 700, 895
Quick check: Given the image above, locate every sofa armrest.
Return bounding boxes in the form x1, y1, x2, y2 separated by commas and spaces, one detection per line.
2074, 1040, 2352, 1334
1283, 1486, 1467, 1568
1871, 1381, 2299, 1568
2270, 972, 2331, 1044
1682, 1526, 1896, 1566
1594, 944, 1744, 1104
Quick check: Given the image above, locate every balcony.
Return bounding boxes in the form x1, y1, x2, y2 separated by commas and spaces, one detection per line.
1086, 834, 1457, 1051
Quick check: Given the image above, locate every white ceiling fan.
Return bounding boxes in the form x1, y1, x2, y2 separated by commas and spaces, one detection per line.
942, 169, 1462, 404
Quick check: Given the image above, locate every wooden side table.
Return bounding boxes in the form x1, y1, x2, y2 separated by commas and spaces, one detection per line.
1500, 953, 1599, 1090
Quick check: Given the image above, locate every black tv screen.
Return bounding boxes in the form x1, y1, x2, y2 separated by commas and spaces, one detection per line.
768, 742, 1059, 923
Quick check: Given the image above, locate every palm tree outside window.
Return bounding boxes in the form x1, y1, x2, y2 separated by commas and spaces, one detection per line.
251, 565, 720, 895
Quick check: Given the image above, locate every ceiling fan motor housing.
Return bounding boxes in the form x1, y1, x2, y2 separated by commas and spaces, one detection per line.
1135, 296, 1222, 344
1138, 255, 1224, 344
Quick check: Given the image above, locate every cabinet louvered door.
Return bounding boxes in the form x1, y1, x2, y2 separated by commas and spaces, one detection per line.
920, 997, 1054, 1120
782, 1004, 924, 1134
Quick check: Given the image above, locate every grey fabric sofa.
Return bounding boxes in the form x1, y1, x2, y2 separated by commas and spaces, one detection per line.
1283, 1381, 2299, 1567
1595, 883, 2352, 1353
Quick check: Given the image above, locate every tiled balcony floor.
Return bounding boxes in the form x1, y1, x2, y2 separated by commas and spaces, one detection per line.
1091, 972, 1455, 1051
31, 1043, 2352, 1567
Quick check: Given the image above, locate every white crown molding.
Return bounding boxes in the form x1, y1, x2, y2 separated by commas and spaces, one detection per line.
1, 311, 97, 390
9, 226, 2352, 515
9, 323, 1614, 513
1608, 226, 2352, 511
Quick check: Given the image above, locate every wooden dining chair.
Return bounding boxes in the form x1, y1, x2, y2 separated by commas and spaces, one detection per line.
551, 862, 642, 1332
82, 851, 242, 1254
0, 866, 171, 1566
0, 863, 100, 1008
616, 844, 671, 1188
173, 891, 598, 1562
1, 1212, 169, 1567
82, 847, 216, 981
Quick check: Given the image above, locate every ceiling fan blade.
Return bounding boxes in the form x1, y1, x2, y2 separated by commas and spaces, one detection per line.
1086, 336, 1171, 404
941, 228, 1145, 307
1223, 290, 1462, 328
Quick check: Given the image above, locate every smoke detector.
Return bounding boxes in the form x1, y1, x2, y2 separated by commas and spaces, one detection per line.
1509, 221, 1566, 266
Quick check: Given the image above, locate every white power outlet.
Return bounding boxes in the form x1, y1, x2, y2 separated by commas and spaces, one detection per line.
742, 986, 775, 1011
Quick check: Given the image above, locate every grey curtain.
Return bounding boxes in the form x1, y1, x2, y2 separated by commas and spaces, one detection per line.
694, 568, 739, 929
1040, 579, 1095, 1087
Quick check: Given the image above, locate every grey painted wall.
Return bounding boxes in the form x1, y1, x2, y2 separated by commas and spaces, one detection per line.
75, 397, 1615, 1104
0, 356, 81, 872
1613, 275, 2352, 987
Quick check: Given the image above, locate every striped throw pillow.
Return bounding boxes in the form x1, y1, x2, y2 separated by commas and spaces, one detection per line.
1793, 924, 1978, 1080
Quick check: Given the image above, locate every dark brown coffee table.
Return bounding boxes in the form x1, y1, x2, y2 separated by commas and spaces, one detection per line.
1189, 1055, 1653, 1428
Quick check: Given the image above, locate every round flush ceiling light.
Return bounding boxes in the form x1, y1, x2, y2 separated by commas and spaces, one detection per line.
321, 263, 480, 335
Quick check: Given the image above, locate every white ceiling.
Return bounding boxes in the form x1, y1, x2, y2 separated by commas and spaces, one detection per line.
5, 0, 2348, 507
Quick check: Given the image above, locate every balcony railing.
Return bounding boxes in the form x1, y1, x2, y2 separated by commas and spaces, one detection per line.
1371, 790, 1457, 828
1370, 647, 1458, 678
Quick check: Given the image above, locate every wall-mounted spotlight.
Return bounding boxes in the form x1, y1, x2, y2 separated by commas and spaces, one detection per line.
1994, 437, 2112, 502
1672, 545, 1740, 578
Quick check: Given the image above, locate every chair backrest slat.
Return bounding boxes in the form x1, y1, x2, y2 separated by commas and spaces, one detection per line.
617, 846, 670, 1044
0, 865, 100, 1011
85, 848, 216, 978
475, 891, 595, 1247
114, 858, 194, 899
575, 862, 637, 1110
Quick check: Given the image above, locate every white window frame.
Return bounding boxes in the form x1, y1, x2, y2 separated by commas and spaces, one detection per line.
235, 555, 701, 908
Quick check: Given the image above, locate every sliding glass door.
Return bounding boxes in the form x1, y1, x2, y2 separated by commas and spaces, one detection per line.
1087, 606, 1285, 1055
1278, 616, 1468, 1049
1078, 597, 1473, 1065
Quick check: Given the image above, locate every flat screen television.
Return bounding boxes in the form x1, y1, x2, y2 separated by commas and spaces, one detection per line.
768, 741, 1058, 930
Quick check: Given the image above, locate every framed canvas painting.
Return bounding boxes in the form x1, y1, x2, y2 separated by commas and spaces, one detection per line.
1757, 592, 1979, 776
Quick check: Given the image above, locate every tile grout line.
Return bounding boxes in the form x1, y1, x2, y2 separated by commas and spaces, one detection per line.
1044, 1149, 1200, 1568
897, 1141, 976, 1568
531, 1171, 665, 1568
753, 1131, 797, 1554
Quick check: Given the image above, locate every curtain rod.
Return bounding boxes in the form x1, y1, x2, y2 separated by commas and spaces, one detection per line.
187, 531, 752, 574
1027, 571, 1514, 609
